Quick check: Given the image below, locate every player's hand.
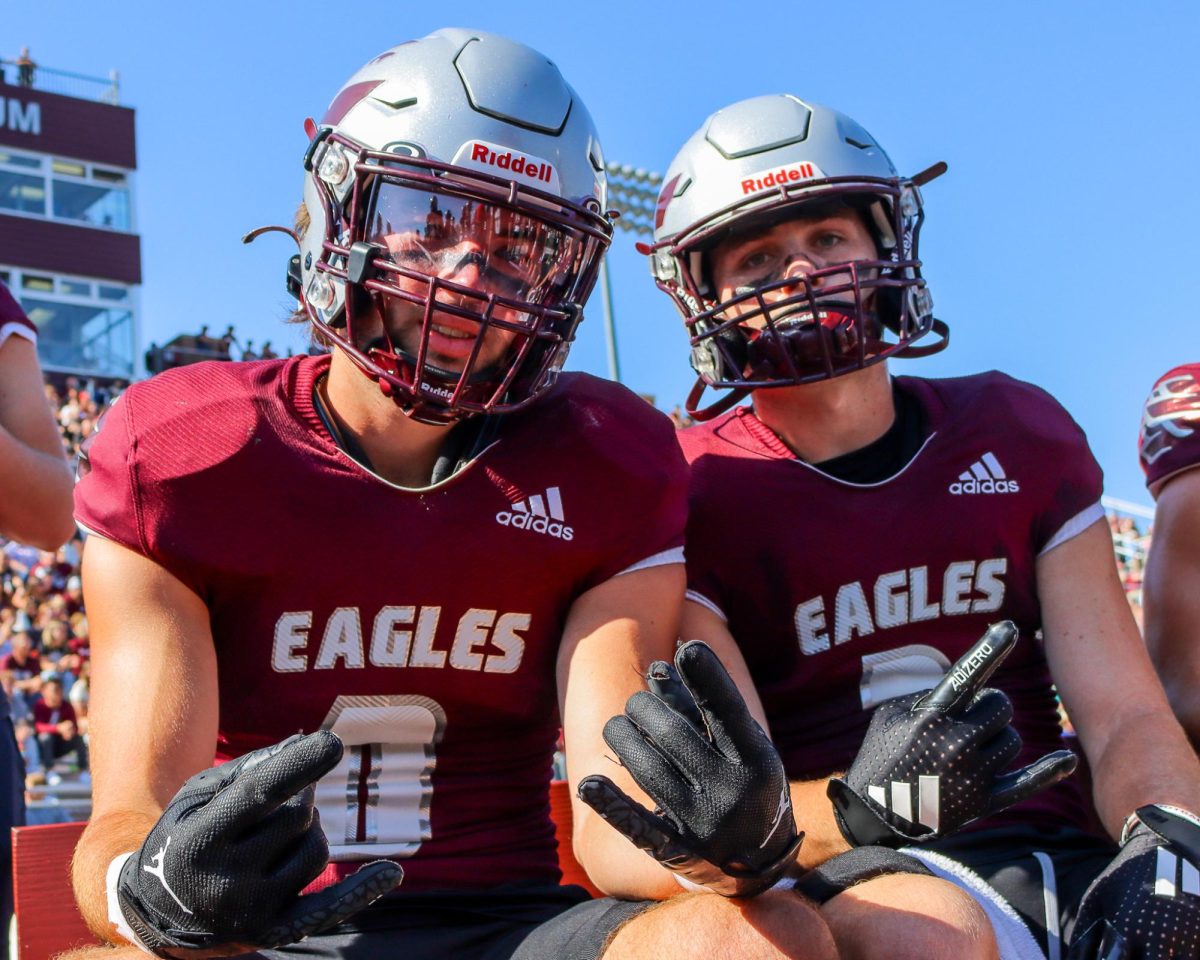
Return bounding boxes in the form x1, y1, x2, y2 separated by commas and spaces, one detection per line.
113, 731, 403, 958
828, 621, 1077, 847
578, 640, 802, 897
1067, 804, 1200, 960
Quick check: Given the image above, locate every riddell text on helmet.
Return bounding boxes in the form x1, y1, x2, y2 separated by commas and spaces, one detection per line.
469, 142, 553, 183
741, 161, 823, 196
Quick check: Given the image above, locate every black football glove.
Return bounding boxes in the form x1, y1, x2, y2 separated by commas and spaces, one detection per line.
1067, 804, 1200, 960
828, 621, 1077, 847
578, 640, 802, 897
114, 731, 402, 958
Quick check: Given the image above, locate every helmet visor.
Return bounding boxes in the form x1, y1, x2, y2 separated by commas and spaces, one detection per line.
365, 179, 589, 313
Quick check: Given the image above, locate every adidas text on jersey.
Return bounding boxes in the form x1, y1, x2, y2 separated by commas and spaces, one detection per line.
495, 487, 575, 541
949, 452, 1020, 495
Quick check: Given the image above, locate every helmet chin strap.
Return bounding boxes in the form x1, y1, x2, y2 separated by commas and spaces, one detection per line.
685, 310, 948, 422
893, 318, 950, 359
685, 379, 750, 422
744, 303, 877, 382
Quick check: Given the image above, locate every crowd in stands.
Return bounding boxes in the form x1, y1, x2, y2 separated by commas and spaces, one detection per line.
1109, 511, 1151, 628
0, 368, 1156, 824
1, 376, 116, 822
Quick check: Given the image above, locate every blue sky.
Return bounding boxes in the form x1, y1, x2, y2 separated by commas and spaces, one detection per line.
6, 1, 1196, 505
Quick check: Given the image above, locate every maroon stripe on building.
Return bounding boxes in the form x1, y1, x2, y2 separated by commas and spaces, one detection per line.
0, 214, 141, 284
0, 89, 136, 169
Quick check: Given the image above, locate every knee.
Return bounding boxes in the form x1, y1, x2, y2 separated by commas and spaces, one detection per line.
736, 890, 840, 960
606, 889, 838, 960
822, 874, 997, 960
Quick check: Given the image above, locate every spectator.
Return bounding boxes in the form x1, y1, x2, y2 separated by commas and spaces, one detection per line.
15, 47, 34, 88
67, 660, 89, 732
32, 676, 86, 772
12, 720, 39, 776
62, 573, 85, 615
1, 632, 42, 717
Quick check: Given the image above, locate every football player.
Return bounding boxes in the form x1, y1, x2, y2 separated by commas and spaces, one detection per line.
0, 279, 75, 960
65, 32, 837, 960
647, 94, 1200, 960
1138, 365, 1200, 746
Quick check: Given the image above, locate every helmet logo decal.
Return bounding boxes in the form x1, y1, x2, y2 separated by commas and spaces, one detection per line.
655, 174, 682, 230
381, 141, 427, 159
1141, 371, 1200, 466
322, 80, 385, 126
453, 140, 560, 194
740, 161, 825, 196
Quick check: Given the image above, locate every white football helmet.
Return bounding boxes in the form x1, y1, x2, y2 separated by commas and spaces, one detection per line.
298, 28, 612, 423
645, 94, 947, 419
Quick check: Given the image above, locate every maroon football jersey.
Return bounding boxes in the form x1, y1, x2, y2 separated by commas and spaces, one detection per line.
681, 372, 1103, 832
1140, 364, 1200, 496
0, 280, 36, 346
74, 354, 686, 892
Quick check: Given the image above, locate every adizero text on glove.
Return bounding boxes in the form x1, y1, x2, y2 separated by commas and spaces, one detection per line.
829, 621, 1077, 847
578, 640, 802, 897
113, 731, 402, 958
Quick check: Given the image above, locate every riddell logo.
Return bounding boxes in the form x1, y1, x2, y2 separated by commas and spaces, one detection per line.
949, 452, 1020, 495
741, 161, 824, 195
454, 140, 560, 194
496, 486, 574, 541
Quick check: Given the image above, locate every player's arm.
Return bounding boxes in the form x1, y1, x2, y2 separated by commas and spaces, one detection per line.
558, 562, 684, 899
71, 534, 221, 940
73, 537, 399, 956
0, 334, 74, 548
1048, 518, 1200, 959
677, 599, 848, 871
1142, 469, 1200, 747
565, 571, 803, 899
1040, 517, 1200, 836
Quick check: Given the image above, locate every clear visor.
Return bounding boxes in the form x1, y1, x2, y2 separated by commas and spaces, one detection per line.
365, 179, 587, 309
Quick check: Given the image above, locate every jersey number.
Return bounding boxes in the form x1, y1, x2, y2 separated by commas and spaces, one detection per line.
858, 644, 951, 711
315, 695, 447, 859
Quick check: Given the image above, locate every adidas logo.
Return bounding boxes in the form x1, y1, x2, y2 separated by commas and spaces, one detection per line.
949, 452, 1020, 495
867, 776, 941, 833
496, 487, 574, 541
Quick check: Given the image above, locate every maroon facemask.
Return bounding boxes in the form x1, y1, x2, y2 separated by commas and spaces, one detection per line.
304, 133, 612, 424
646, 177, 948, 421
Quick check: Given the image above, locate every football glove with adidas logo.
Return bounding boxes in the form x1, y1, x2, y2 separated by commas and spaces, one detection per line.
111, 731, 402, 958
828, 621, 1078, 847
1067, 804, 1200, 960
578, 640, 803, 897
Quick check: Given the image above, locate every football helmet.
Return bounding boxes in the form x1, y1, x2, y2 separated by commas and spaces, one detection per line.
644, 95, 948, 419
299, 28, 612, 424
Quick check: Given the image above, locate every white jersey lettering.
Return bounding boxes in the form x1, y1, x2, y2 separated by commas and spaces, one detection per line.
273, 605, 531, 673
797, 560, 1009, 654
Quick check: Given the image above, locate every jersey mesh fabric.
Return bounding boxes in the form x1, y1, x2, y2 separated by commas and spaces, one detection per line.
680, 372, 1103, 833
74, 354, 687, 892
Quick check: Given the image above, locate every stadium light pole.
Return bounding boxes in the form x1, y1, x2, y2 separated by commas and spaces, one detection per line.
600, 162, 663, 382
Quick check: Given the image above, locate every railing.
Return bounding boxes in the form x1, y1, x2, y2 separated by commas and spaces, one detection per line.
0, 60, 120, 105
